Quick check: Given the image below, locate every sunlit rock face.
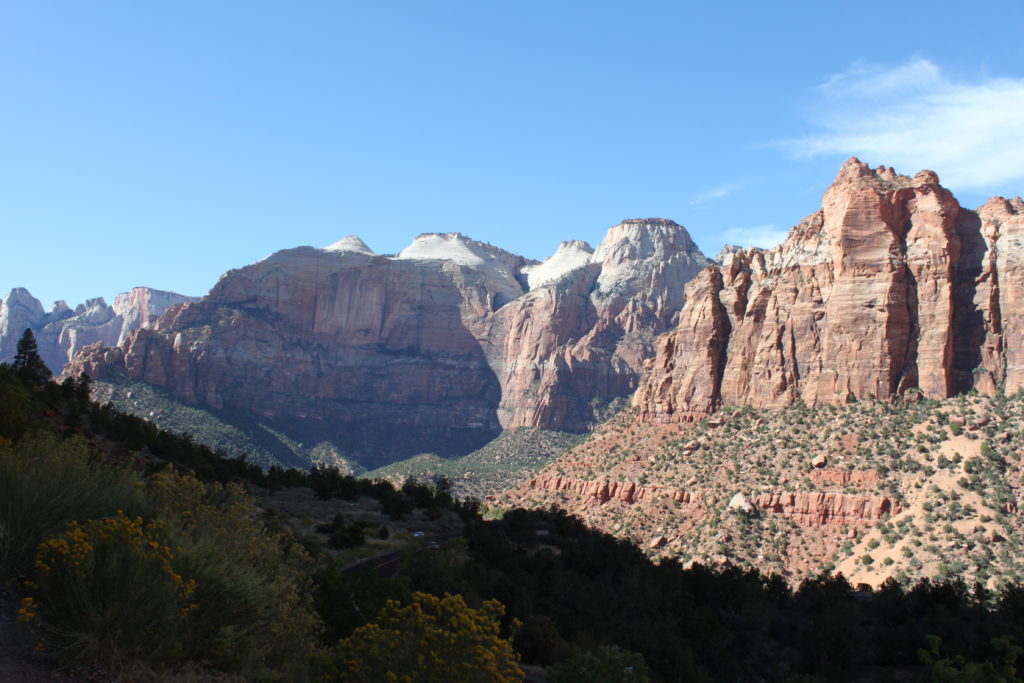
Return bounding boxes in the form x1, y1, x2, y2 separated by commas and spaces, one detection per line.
635, 158, 1024, 422
69, 223, 710, 465
0, 287, 196, 373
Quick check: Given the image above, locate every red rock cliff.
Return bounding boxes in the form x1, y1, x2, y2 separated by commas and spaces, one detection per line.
635, 158, 1024, 421
70, 225, 708, 465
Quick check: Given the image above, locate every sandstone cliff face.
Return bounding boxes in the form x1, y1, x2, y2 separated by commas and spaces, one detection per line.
635, 158, 1024, 421
0, 287, 195, 373
491, 220, 708, 430
0, 288, 54, 361
70, 224, 709, 466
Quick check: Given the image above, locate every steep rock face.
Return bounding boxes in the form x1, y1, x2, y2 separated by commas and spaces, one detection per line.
635, 159, 1023, 421
749, 491, 900, 527
491, 219, 710, 430
69, 223, 709, 465
526, 473, 704, 508
954, 196, 1024, 394
0, 288, 50, 360
111, 288, 200, 346
73, 245, 511, 467
0, 288, 196, 373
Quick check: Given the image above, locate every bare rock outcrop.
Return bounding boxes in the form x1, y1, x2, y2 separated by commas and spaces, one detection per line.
0, 287, 50, 360
526, 473, 703, 508
0, 287, 195, 373
749, 491, 900, 527
524, 473, 897, 528
635, 158, 1024, 421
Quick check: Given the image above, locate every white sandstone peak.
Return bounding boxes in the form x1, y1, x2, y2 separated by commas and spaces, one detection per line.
592, 219, 708, 295
396, 232, 529, 304
324, 235, 375, 255
521, 240, 595, 290
396, 232, 496, 266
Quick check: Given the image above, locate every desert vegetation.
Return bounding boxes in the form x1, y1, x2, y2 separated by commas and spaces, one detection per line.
4, 341, 1024, 679
509, 391, 1024, 590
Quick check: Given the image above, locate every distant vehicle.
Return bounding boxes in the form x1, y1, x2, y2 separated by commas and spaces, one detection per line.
413, 531, 425, 538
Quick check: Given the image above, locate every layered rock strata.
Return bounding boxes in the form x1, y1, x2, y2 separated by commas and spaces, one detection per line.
635, 158, 1024, 421
69, 223, 709, 465
525, 473, 898, 528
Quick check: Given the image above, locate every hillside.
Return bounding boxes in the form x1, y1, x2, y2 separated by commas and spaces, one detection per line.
364, 428, 582, 499
89, 376, 363, 472
506, 391, 1024, 588
8, 346, 1024, 679
89, 376, 580, 497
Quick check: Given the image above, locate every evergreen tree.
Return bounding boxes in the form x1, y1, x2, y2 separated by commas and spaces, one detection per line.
12, 328, 51, 386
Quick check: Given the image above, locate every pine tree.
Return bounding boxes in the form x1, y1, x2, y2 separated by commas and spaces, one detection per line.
12, 328, 51, 386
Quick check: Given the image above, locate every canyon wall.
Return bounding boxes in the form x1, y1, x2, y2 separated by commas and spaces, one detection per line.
635, 158, 1024, 422
69, 223, 709, 465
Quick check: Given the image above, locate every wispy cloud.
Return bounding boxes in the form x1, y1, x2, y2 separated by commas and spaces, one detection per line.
690, 182, 742, 204
782, 59, 1024, 189
723, 225, 789, 250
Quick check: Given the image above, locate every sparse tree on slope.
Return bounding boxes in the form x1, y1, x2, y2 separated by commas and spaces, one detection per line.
12, 328, 51, 386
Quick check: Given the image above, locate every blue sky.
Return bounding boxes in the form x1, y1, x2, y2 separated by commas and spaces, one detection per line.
3, 1, 1023, 308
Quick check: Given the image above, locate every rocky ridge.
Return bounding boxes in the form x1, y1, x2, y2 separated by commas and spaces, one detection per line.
68, 220, 709, 467
524, 472, 899, 528
634, 158, 1024, 422
0, 287, 197, 374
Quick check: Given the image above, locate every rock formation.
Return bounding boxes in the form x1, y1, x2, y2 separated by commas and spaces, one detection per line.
523, 472, 898, 528
491, 219, 708, 430
635, 158, 1024, 422
69, 223, 709, 466
0, 288, 57, 362
0, 287, 196, 373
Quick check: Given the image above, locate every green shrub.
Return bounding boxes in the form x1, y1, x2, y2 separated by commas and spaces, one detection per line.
0, 368, 44, 439
0, 433, 144, 579
142, 469, 322, 679
6, 442, 320, 679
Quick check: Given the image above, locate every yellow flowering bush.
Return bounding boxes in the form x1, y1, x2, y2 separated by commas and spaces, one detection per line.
26, 511, 195, 663
318, 592, 523, 682
15, 596, 37, 624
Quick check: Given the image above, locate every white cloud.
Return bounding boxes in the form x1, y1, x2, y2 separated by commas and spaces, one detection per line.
690, 182, 741, 204
783, 59, 1024, 189
723, 225, 789, 250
